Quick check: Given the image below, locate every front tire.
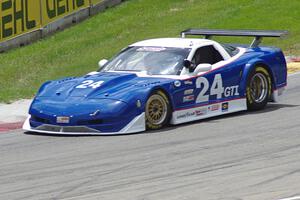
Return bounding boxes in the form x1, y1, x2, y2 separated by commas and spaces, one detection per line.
246, 66, 272, 110
145, 91, 171, 130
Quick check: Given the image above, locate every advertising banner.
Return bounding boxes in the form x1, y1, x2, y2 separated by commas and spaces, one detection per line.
41, 0, 90, 26
0, 0, 41, 42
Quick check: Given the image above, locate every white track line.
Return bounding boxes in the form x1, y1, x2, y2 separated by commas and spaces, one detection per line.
278, 196, 300, 200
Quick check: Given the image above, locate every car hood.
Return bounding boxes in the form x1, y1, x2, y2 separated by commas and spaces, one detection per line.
37, 72, 170, 101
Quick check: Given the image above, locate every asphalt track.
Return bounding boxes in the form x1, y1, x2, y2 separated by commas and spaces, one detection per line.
1, 74, 300, 200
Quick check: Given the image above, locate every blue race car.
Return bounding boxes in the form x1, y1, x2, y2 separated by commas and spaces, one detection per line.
23, 29, 288, 135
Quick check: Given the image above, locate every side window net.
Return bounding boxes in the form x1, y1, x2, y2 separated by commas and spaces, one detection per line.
222, 44, 240, 57
193, 45, 224, 65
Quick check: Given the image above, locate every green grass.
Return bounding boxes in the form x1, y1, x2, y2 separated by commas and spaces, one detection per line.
1, 0, 300, 103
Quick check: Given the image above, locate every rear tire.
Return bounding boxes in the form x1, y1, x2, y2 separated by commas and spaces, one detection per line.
145, 91, 171, 130
246, 66, 272, 110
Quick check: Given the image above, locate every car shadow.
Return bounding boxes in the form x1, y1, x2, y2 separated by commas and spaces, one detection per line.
23, 103, 299, 137
23, 131, 101, 137
147, 103, 299, 134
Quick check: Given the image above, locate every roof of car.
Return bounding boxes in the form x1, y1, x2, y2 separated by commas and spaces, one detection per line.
130, 38, 215, 48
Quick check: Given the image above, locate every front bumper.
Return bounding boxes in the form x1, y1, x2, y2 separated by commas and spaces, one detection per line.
23, 113, 146, 135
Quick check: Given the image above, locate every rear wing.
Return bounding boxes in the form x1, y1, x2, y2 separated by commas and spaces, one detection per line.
181, 29, 288, 48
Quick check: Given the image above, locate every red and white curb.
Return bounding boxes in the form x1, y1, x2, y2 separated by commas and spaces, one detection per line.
286, 56, 300, 63
0, 121, 24, 132
0, 99, 31, 133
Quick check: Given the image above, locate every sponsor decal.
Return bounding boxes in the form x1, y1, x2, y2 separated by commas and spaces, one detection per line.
57, 116, 70, 124
184, 89, 194, 95
174, 80, 181, 87
177, 108, 207, 119
137, 47, 166, 52
183, 95, 194, 102
177, 111, 195, 120
208, 104, 220, 112
184, 80, 193, 85
195, 108, 207, 116
222, 102, 229, 112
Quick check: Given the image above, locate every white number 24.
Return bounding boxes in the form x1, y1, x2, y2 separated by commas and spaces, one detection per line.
76, 80, 104, 89
196, 74, 224, 103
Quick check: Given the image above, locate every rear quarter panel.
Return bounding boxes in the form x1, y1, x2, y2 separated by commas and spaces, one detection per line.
239, 47, 287, 93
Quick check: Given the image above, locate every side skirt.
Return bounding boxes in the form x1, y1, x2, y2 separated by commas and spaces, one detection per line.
170, 98, 247, 125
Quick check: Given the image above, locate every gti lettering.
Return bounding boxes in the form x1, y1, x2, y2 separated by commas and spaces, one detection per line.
196, 74, 239, 103
224, 86, 239, 97
1, 0, 36, 39
46, 0, 85, 19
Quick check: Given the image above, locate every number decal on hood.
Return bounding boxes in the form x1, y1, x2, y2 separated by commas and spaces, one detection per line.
76, 80, 104, 89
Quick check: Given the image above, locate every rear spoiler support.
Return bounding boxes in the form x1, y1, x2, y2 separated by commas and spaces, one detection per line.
181, 29, 288, 48
250, 36, 263, 48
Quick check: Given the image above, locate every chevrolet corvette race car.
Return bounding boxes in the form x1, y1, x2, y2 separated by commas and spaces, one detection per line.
23, 29, 288, 135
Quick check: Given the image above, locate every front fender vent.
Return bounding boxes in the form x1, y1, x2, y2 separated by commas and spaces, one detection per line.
35, 125, 100, 133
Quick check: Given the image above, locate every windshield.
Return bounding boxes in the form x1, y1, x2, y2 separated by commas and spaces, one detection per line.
100, 46, 191, 75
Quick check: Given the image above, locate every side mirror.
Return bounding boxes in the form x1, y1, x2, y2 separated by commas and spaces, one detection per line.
183, 59, 194, 73
98, 59, 108, 68
194, 63, 212, 74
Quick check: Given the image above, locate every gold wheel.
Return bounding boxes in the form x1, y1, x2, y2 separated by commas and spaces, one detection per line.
145, 91, 170, 129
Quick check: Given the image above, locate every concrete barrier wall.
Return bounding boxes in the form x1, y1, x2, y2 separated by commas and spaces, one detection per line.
0, 0, 123, 52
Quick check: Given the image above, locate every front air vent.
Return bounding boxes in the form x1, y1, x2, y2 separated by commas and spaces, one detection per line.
35, 125, 100, 133
31, 115, 51, 124
77, 119, 103, 125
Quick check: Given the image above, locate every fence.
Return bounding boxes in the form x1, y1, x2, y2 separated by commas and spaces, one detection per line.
0, 0, 122, 52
